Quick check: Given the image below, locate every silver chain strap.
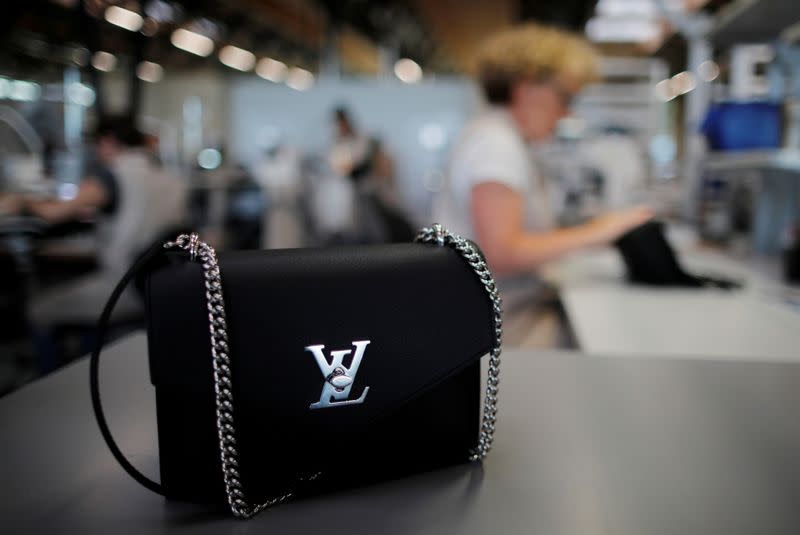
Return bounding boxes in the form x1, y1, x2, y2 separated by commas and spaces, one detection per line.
164, 223, 501, 517
415, 223, 502, 461
163, 233, 295, 518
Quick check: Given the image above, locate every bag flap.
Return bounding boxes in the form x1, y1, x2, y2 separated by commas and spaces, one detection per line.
146, 242, 493, 435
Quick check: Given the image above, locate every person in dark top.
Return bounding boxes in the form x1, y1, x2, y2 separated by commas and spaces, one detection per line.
22, 117, 140, 222
88, 165, 118, 216
328, 106, 415, 242
26, 116, 187, 375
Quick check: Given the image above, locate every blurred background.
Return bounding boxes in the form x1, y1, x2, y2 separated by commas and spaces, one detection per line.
1, 0, 799, 394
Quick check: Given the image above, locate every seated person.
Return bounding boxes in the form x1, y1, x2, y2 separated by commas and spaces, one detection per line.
437, 24, 651, 275
26, 116, 188, 373
435, 25, 652, 344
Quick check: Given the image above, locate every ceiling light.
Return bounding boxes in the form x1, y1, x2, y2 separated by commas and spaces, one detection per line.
136, 61, 164, 83
671, 71, 697, 95
394, 58, 422, 84
9, 80, 40, 102
0, 78, 10, 99
66, 82, 95, 106
171, 28, 214, 57
219, 45, 256, 72
91, 51, 117, 72
197, 148, 222, 170
595, 0, 657, 18
654, 79, 675, 102
104, 5, 143, 32
697, 60, 720, 82
286, 68, 314, 91
585, 17, 659, 43
256, 57, 288, 82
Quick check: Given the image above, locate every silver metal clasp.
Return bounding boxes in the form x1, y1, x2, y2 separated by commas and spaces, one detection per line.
307, 340, 371, 409
432, 223, 446, 246
163, 232, 201, 261
163, 236, 183, 250
187, 233, 200, 261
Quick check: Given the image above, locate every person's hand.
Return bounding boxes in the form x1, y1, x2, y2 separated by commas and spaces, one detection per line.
76, 205, 98, 220
587, 206, 654, 245
0, 194, 25, 216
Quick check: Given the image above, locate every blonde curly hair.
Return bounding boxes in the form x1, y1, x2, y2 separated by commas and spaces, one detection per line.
476, 23, 599, 104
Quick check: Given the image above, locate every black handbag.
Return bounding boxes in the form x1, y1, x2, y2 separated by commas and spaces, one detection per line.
90, 224, 503, 518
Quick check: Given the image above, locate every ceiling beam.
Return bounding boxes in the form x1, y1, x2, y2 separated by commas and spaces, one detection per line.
230, 0, 327, 49
410, 0, 518, 73
338, 27, 380, 75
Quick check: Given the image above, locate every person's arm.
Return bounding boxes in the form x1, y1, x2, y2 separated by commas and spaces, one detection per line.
0, 193, 25, 215
471, 181, 652, 275
26, 178, 109, 223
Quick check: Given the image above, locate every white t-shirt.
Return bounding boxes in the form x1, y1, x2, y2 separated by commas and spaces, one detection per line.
434, 108, 553, 241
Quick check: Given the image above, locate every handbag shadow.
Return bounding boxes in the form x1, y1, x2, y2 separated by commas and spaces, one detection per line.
157, 461, 485, 527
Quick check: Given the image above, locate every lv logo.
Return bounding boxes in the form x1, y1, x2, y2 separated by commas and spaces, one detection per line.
306, 340, 370, 410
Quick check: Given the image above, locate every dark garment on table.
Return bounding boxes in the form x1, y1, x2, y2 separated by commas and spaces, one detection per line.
615, 221, 740, 289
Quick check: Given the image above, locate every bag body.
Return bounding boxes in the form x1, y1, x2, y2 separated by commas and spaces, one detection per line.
145, 241, 494, 505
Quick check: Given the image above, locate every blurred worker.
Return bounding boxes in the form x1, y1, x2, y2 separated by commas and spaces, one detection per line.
436, 24, 651, 277
329, 107, 371, 180
253, 142, 304, 249
27, 116, 188, 372
319, 107, 413, 243
24, 116, 187, 271
330, 108, 398, 207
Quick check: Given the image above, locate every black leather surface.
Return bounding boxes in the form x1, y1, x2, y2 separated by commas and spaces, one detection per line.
145, 243, 493, 503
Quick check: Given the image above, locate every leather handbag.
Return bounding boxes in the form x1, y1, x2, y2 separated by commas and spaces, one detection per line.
90, 224, 503, 518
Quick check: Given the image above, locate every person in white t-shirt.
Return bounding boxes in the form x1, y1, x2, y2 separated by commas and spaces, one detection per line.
436, 24, 651, 277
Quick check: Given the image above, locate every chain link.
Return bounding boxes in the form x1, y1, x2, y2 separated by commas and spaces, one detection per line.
164, 224, 501, 517
415, 223, 502, 461
165, 233, 295, 518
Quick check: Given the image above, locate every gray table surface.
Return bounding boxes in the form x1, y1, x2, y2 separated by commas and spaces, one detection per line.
3, 333, 800, 534
544, 248, 800, 360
